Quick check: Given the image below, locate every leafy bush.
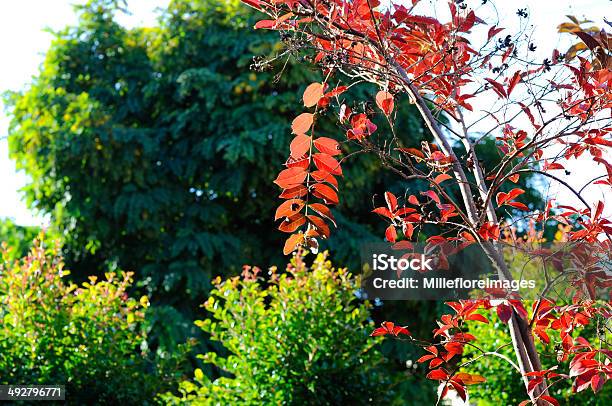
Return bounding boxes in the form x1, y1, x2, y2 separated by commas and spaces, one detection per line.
0, 238, 177, 404
164, 253, 397, 405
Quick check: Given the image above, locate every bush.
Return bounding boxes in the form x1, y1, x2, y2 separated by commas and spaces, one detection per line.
0, 238, 174, 404
164, 252, 397, 405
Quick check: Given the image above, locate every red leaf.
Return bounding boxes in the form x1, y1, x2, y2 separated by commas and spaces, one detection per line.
408, 195, 420, 205
466, 313, 489, 324
497, 303, 512, 323
421, 190, 441, 204
541, 396, 560, 406
291, 113, 314, 134
485, 78, 507, 98
274, 199, 305, 220
278, 214, 306, 233
313, 153, 342, 176
307, 215, 330, 238
312, 183, 339, 205
385, 225, 397, 243
283, 233, 304, 255
385, 191, 398, 212
311, 170, 338, 189
303, 82, 324, 107
372, 207, 394, 219
488, 26, 504, 40
591, 373, 606, 393
309, 203, 336, 227
402, 222, 414, 239
314, 137, 341, 156
375, 90, 394, 115
417, 354, 436, 363
274, 167, 307, 189
507, 71, 522, 96
434, 173, 452, 184
507, 201, 529, 211
325, 85, 348, 98
290, 134, 311, 159
426, 368, 449, 381
254, 19, 276, 29
279, 185, 307, 198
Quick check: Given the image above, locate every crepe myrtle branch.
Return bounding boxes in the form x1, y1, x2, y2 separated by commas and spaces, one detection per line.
242, 0, 612, 404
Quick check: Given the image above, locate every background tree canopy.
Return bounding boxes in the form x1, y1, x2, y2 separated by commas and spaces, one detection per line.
5, 0, 542, 358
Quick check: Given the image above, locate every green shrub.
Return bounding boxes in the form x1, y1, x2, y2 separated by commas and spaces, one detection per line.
0, 238, 173, 404
164, 252, 397, 405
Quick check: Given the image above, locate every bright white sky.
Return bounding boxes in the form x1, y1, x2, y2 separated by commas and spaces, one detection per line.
0, 0, 608, 226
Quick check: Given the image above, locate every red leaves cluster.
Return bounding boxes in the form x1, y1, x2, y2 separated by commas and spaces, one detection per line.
274, 83, 346, 254
370, 321, 411, 337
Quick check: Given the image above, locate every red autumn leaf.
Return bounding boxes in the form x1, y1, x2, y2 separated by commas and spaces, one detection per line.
402, 222, 414, 239
314, 137, 341, 156
488, 25, 504, 40
311, 170, 338, 189
274, 167, 307, 189
421, 190, 441, 204
454, 372, 487, 385
291, 113, 314, 134
496, 303, 512, 323
496, 188, 525, 205
434, 173, 452, 184
274, 199, 305, 220
429, 358, 444, 368
254, 19, 276, 29
426, 368, 449, 381
312, 183, 339, 205
325, 85, 348, 98
303, 82, 324, 107
408, 195, 420, 205
385, 191, 398, 211
466, 313, 489, 323
283, 232, 304, 255
370, 321, 410, 337
278, 214, 306, 233
290, 134, 311, 159
279, 185, 307, 198
375, 90, 394, 115
507, 71, 522, 96
308, 203, 336, 226
313, 153, 343, 176
485, 78, 508, 98
396, 207, 417, 216
385, 225, 397, 243
541, 396, 560, 406
507, 201, 529, 211
372, 207, 394, 218
307, 214, 330, 238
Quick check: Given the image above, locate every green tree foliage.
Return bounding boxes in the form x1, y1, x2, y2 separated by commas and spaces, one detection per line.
163, 252, 398, 405
0, 238, 182, 404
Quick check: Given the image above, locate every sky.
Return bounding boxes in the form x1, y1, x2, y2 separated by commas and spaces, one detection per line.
0, 0, 169, 226
0, 0, 609, 227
